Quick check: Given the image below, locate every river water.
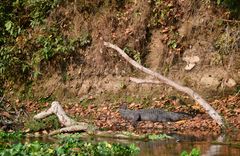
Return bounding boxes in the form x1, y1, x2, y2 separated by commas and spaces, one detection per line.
85, 133, 240, 156
3, 133, 240, 156
137, 138, 240, 156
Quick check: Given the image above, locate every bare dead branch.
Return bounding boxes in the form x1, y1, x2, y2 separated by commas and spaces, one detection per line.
130, 77, 162, 84
104, 41, 225, 128
34, 101, 78, 127
34, 101, 97, 135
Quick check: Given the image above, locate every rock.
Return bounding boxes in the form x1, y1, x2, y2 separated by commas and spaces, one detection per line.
79, 80, 91, 95
200, 75, 221, 88
34, 132, 40, 137
24, 128, 30, 133
225, 78, 237, 88
184, 63, 196, 71
42, 130, 48, 135
178, 21, 193, 38
183, 56, 200, 71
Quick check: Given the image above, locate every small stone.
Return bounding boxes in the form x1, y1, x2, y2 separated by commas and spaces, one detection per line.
34, 132, 40, 137
225, 78, 237, 88
15, 99, 20, 104
183, 56, 200, 71
42, 130, 48, 135
200, 75, 220, 88
184, 63, 196, 71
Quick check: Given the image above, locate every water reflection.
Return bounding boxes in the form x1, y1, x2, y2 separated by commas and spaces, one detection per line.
137, 134, 240, 156
83, 133, 240, 156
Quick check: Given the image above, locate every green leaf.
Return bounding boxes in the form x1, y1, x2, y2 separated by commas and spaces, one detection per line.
217, 0, 222, 5
4, 21, 13, 32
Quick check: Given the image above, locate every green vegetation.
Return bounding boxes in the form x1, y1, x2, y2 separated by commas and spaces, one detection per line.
148, 134, 172, 140
0, 131, 23, 140
38, 95, 54, 103
0, 137, 140, 156
214, 25, 239, 68
124, 46, 142, 64
0, 0, 92, 90
167, 39, 178, 49
216, 0, 240, 18
215, 26, 239, 55
0, 0, 58, 80
181, 148, 201, 156
149, 0, 176, 28
24, 116, 61, 132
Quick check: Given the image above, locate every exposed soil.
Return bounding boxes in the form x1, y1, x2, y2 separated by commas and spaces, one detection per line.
11, 0, 238, 102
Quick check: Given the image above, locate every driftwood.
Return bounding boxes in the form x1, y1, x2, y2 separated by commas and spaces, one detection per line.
34, 101, 94, 136
34, 101, 77, 126
104, 42, 225, 128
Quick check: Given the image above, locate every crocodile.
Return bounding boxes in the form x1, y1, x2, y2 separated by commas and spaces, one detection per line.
119, 106, 192, 126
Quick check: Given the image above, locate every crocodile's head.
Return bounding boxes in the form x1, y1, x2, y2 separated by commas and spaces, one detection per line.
177, 112, 193, 119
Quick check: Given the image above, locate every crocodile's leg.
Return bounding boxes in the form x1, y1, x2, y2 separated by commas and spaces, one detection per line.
130, 114, 140, 127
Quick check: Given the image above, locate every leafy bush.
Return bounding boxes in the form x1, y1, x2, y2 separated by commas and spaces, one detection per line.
0, 0, 60, 81
0, 131, 23, 140
216, 0, 240, 18
0, 1, 92, 88
181, 148, 201, 156
214, 25, 239, 62
149, 0, 178, 28
0, 138, 140, 156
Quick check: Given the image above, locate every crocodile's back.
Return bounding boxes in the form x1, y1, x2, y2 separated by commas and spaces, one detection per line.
138, 109, 164, 114
138, 109, 164, 121
119, 108, 140, 121
119, 107, 192, 123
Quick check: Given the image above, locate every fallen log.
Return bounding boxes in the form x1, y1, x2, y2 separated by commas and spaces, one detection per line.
34, 101, 95, 135
104, 41, 225, 128
34, 101, 78, 127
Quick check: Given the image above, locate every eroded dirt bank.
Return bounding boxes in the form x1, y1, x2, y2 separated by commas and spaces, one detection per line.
6, 0, 238, 101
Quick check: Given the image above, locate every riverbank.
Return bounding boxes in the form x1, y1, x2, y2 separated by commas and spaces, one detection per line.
1, 93, 239, 138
